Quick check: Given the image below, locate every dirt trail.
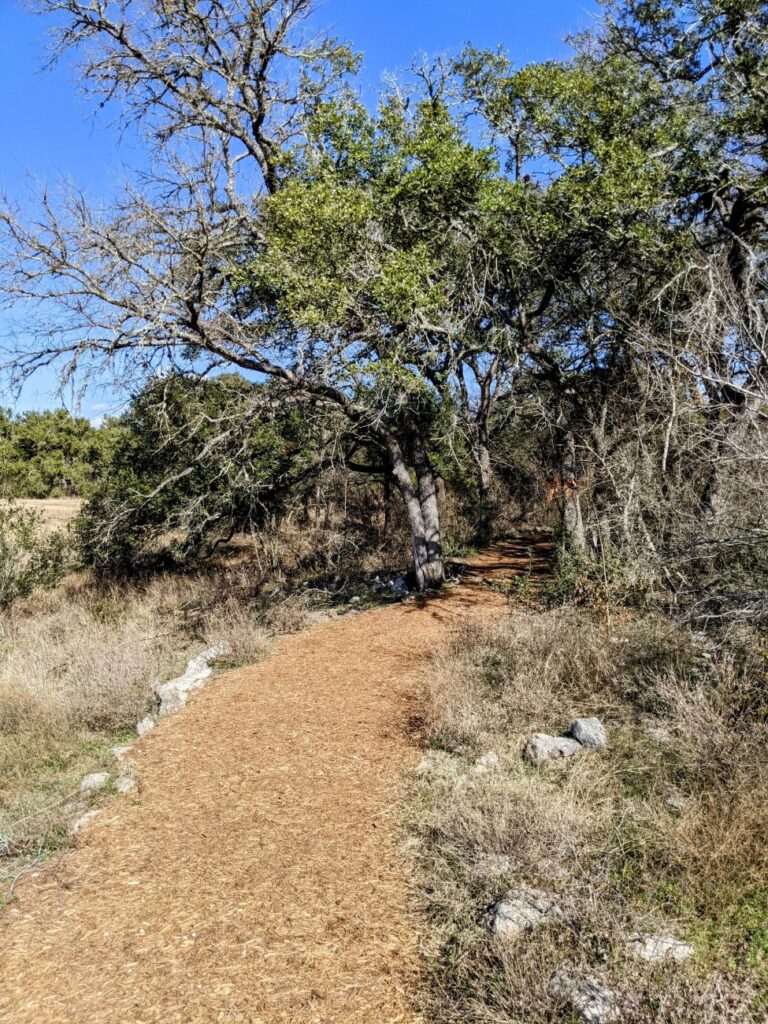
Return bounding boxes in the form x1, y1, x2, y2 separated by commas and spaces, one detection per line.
0, 538, 551, 1024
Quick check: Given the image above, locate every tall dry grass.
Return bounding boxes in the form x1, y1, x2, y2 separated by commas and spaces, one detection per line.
410, 608, 767, 1023
0, 565, 314, 875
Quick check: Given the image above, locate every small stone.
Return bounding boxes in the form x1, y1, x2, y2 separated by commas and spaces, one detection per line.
349, 596, 361, 605
569, 718, 608, 750
80, 772, 110, 797
389, 576, 409, 598
473, 751, 500, 774
629, 933, 693, 963
115, 776, 137, 795
68, 809, 101, 836
137, 716, 155, 737
549, 968, 620, 1024
665, 792, 688, 813
111, 745, 132, 761
489, 886, 563, 939
524, 733, 583, 767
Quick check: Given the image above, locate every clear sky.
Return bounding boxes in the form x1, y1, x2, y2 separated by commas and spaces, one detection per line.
0, 0, 599, 417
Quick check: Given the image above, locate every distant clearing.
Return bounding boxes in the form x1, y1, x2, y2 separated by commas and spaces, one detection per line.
2, 498, 81, 532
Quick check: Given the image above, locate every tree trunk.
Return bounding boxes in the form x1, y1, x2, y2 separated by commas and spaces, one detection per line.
386, 436, 445, 591
560, 428, 587, 554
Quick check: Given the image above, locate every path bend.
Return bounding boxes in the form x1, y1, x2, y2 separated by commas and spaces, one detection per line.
0, 539, 551, 1024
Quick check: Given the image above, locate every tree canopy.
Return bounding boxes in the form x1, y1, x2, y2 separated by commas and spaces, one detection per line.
1, 0, 766, 600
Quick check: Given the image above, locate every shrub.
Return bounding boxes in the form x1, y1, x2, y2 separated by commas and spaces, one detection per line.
0, 506, 71, 608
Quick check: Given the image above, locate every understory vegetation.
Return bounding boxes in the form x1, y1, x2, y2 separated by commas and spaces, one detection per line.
411, 609, 768, 1023
0, 554, 335, 892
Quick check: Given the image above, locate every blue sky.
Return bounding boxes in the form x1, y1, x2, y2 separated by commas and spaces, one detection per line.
0, 0, 598, 417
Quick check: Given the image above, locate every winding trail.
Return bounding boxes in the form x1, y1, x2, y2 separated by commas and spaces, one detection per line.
0, 539, 551, 1024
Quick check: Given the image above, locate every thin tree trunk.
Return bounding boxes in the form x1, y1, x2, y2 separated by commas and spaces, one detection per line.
560, 428, 587, 554
386, 436, 445, 591
472, 432, 494, 543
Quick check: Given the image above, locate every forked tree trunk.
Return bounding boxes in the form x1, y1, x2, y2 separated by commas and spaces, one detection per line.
387, 437, 445, 590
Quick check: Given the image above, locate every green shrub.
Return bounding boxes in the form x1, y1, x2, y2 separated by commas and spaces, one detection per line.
0, 506, 71, 608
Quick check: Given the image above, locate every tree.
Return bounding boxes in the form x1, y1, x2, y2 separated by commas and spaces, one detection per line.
78, 373, 327, 571
0, 408, 116, 498
0, 1, 495, 589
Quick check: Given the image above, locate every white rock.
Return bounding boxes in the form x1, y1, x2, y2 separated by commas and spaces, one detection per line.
80, 772, 110, 797
629, 933, 693, 963
111, 745, 132, 761
549, 968, 620, 1024
115, 776, 137, 795
489, 886, 563, 939
569, 717, 608, 749
155, 643, 231, 717
524, 733, 583, 767
68, 809, 101, 836
137, 715, 156, 737
349, 596, 361, 605
473, 751, 500, 774
665, 792, 688, 813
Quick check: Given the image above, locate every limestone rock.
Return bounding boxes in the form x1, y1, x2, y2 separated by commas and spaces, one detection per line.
80, 772, 110, 797
155, 643, 231, 717
115, 776, 137, 796
137, 716, 156, 737
68, 809, 101, 836
473, 751, 500, 775
629, 933, 693, 963
524, 733, 582, 767
569, 717, 608, 749
489, 886, 563, 939
111, 745, 132, 761
549, 968, 620, 1024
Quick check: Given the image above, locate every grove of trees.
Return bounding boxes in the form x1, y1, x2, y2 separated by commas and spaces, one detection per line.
0, 0, 765, 614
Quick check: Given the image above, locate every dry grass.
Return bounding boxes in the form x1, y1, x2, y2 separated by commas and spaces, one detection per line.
0, 565, 317, 884
0, 498, 82, 534
410, 608, 768, 1023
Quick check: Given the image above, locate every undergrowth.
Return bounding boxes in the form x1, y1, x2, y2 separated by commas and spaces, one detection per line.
0, 562, 319, 896
410, 607, 768, 1023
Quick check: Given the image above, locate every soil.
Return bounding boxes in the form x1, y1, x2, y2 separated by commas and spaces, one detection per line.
0, 537, 552, 1024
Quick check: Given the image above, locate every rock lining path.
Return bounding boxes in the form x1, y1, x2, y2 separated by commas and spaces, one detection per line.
0, 539, 551, 1024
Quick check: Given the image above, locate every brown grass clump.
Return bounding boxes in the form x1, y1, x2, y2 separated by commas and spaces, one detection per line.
410, 608, 768, 1023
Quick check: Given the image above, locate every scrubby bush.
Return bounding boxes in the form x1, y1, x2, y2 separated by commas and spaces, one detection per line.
77, 374, 325, 573
0, 506, 71, 608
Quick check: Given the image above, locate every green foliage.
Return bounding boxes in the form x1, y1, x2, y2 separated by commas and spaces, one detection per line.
543, 542, 657, 608
77, 374, 323, 573
0, 506, 71, 608
0, 409, 117, 499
